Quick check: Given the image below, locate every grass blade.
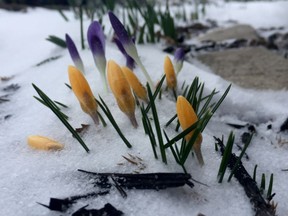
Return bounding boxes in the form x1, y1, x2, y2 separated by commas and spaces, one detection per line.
217, 132, 234, 183
140, 105, 158, 159
267, 174, 274, 199
147, 84, 166, 163
145, 75, 165, 113
228, 133, 253, 182
97, 96, 132, 148
253, 164, 258, 181
164, 120, 199, 148
46, 35, 67, 48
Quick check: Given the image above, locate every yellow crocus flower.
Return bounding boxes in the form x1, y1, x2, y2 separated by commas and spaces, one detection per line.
164, 56, 177, 90
121, 66, 148, 102
68, 65, 99, 125
107, 60, 138, 128
176, 96, 204, 165
27, 135, 64, 151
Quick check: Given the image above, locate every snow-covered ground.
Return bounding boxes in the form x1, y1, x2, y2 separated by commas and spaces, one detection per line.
0, 1, 288, 215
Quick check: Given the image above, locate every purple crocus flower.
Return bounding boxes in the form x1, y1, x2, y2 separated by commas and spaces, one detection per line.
108, 11, 154, 90
114, 37, 135, 70
87, 21, 107, 91
173, 48, 185, 74
65, 34, 85, 73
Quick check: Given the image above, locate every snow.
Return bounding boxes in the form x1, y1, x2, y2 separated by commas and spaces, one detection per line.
0, 1, 288, 216
201, 0, 288, 29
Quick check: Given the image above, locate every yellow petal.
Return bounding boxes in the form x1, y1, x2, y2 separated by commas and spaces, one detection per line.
68, 65, 99, 125
121, 66, 148, 102
164, 56, 177, 89
176, 96, 204, 165
27, 135, 64, 151
107, 60, 138, 128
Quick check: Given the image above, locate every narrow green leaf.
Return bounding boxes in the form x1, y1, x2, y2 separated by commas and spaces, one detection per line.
181, 81, 186, 90
197, 89, 216, 118
217, 132, 234, 183
164, 120, 199, 148
58, 9, 69, 21
201, 84, 231, 132
267, 174, 274, 199
260, 173, 266, 193
179, 127, 202, 165
97, 110, 107, 127
65, 83, 72, 90
253, 164, 258, 181
46, 35, 67, 48
145, 75, 166, 113
54, 101, 68, 108
140, 105, 158, 159
228, 133, 254, 182
147, 84, 166, 164
97, 96, 132, 148
165, 114, 177, 127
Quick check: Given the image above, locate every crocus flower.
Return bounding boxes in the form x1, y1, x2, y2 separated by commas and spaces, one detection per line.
176, 96, 204, 165
107, 60, 138, 128
27, 135, 64, 151
173, 48, 185, 74
121, 66, 148, 102
108, 11, 154, 91
65, 34, 85, 73
68, 65, 99, 125
164, 56, 177, 90
87, 21, 107, 91
114, 37, 135, 69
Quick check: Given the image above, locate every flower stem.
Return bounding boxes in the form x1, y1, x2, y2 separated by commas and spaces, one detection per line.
134, 57, 155, 92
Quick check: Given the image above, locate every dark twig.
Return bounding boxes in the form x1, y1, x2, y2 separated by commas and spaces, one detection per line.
78, 169, 194, 190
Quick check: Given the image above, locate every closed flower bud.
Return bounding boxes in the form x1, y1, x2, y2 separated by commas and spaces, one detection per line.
109, 11, 154, 90
173, 48, 185, 74
27, 135, 64, 151
107, 60, 138, 128
164, 56, 177, 90
87, 21, 107, 92
114, 37, 135, 69
176, 96, 204, 165
121, 66, 148, 102
65, 34, 85, 74
68, 65, 99, 125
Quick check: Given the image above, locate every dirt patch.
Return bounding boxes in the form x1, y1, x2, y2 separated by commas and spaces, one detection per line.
198, 24, 260, 42
197, 47, 288, 90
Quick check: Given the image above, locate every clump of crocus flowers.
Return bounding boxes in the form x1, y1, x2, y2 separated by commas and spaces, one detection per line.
29, 11, 208, 170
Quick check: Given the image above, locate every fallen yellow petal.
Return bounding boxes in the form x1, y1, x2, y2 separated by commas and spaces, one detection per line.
176, 96, 204, 165
121, 66, 148, 102
107, 60, 138, 128
68, 65, 99, 125
164, 56, 177, 89
27, 135, 64, 151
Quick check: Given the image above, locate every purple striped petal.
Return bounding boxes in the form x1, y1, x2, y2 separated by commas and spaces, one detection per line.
65, 34, 85, 73
108, 11, 138, 58
173, 48, 185, 74
114, 37, 135, 69
108, 12, 132, 46
174, 48, 185, 62
87, 21, 105, 51
87, 21, 106, 75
